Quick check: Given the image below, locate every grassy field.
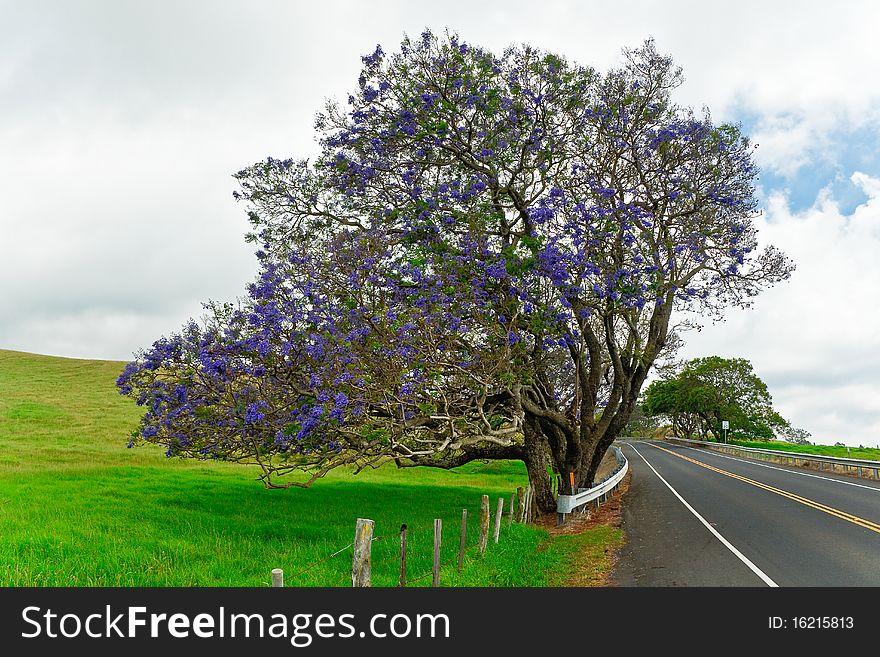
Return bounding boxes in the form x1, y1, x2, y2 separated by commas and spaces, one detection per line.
728, 438, 880, 461
0, 349, 619, 587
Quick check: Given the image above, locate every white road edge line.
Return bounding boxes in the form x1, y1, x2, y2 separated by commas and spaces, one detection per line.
673, 444, 880, 493
627, 442, 779, 588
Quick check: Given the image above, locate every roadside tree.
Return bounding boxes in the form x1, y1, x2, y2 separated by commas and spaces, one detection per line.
642, 356, 806, 442
118, 32, 793, 513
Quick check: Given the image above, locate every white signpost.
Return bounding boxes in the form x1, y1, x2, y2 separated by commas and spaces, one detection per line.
722, 420, 729, 443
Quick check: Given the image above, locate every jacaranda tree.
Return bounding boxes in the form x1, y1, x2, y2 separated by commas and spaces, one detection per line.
118, 31, 793, 513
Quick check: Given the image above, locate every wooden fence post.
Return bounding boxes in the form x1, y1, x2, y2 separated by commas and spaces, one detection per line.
516, 486, 525, 522
522, 486, 532, 523
479, 495, 490, 554
508, 493, 515, 528
458, 509, 467, 572
432, 519, 442, 587
529, 485, 535, 522
398, 523, 408, 587
271, 568, 284, 587
493, 497, 504, 543
530, 485, 536, 522
352, 518, 374, 587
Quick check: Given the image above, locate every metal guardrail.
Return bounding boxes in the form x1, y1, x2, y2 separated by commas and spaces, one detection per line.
556, 445, 628, 522
663, 436, 880, 479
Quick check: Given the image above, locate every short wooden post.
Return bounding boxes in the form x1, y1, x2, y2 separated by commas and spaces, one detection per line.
508, 494, 515, 528
458, 510, 467, 572
432, 518, 442, 587
493, 497, 504, 543
516, 486, 525, 522
398, 524, 408, 587
479, 495, 490, 553
352, 518, 374, 587
271, 568, 284, 587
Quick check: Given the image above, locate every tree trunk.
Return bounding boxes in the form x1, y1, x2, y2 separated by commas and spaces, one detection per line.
522, 423, 556, 515
520, 400, 636, 513
584, 435, 612, 486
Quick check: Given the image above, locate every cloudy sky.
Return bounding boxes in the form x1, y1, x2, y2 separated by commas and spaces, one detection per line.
3, 0, 879, 447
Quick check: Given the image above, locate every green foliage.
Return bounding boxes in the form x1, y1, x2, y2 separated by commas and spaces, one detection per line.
622, 404, 660, 437
642, 356, 807, 442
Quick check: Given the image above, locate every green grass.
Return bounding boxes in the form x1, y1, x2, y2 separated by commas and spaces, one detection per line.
0, 349, 617, 587
727, 438, 880, 461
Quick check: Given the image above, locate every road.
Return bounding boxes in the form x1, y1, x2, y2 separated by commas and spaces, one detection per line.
613, 440, 880, 586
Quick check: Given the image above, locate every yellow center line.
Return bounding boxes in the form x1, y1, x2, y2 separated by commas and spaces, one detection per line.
648, 443, 880, 535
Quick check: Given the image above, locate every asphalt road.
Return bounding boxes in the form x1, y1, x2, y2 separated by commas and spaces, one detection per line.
613, 440, 880, 586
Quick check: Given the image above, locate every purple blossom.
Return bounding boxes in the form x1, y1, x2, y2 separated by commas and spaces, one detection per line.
245, 401, 268, 424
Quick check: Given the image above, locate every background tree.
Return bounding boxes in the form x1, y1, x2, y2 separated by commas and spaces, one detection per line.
622, 403, 661, 437
642, 356, 807, 442
777, 424, 812, 445
641, 377, 703, 438
118, 31, 793, 513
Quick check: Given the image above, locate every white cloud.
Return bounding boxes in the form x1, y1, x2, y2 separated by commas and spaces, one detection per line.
750, 113, 832, 178
0, 113, 259, 339
679, 172, 880, 446
852, 171, 880, 198
1, 309, 197, 362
